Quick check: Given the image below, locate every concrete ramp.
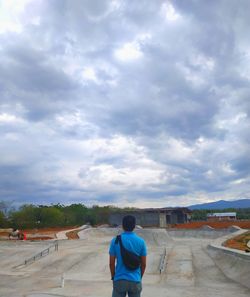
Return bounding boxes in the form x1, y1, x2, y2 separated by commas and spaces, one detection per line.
207, 246, 250, 289
136, 228, 173, 246
78, 227, 119, 242
0, 241, 53, 274
207, 230, 250, 289
163, 245, 194, 287
78, 227, 173, 247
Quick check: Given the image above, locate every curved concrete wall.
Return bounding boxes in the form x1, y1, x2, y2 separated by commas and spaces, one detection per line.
207, 230, 250, 289
167, 228, 234, 239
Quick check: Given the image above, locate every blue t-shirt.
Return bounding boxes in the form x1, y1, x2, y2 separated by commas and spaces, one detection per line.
109, 231, 147, 282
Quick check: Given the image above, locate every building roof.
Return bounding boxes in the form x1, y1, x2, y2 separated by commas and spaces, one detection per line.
207, 212, 236, 217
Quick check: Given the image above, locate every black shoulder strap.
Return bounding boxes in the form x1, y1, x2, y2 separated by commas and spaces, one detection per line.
115, 235, 123, 248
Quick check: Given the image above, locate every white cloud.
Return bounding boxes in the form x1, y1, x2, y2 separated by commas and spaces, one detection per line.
163, 137, 194, 161
177, 62, 206, 87
114, 42, 143, 61
0, 0, 35, 33
0, 113, 24, 124
216, 112, 247, 130
114, 33, 151, 62
192, 54, 215, 71
231, 178, 247, 185
161, 1, 180, 22
81, 163, 164, 190
81, 67, 99, 83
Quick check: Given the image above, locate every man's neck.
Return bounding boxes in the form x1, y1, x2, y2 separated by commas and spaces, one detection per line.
123, 231, 134, 234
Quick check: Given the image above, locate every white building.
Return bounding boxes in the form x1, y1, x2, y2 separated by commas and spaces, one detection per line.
207, 212, 236, 221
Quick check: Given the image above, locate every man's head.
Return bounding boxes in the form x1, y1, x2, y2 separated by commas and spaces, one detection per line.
122, 215, 136, 231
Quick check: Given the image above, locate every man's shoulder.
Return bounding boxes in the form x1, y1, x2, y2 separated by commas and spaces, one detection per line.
110, 236, 117, 245
133, 233, 146, 245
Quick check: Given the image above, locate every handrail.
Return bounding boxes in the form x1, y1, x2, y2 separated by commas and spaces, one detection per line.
159, 247, 167, 274
13, 241, 58, 269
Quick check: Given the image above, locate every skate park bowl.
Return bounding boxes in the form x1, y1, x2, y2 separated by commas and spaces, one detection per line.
0, 226, 249, 297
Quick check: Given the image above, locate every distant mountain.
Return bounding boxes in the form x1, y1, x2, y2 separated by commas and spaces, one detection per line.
188, 199, 250, 210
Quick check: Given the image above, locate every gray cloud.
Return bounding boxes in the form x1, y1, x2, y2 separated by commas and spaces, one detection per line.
0, 0, 249, 207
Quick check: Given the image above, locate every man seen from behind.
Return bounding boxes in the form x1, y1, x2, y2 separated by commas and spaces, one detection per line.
109, 215, 147, 297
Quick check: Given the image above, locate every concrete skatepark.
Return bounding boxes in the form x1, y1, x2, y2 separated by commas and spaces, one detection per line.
0, 226, 250, 297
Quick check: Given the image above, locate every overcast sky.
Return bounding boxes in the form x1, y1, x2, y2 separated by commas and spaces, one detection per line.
0, 0, 249, 208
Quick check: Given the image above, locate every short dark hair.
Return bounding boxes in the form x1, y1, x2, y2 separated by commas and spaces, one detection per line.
122, 215, 136, 231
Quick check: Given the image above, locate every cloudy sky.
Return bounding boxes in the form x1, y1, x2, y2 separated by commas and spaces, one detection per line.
0, 0, 249, 208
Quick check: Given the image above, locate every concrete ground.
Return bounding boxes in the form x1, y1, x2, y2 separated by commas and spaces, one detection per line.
0, 227, 249, 297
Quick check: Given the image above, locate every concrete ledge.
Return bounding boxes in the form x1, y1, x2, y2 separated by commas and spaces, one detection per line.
207, 243, 250, 260
167, 228, 235, 239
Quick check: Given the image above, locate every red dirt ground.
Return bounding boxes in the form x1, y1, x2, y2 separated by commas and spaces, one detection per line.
0, 226, 78, 240
172, 220, 250, 229
23, 226, 78, 235
224, 231, 250, 251
26, 236, 54, 240
0, 231, 10, 237
23, 226, 79, 240
66, 230, 79, 240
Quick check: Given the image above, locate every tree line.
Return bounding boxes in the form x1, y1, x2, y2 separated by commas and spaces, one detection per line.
0, 201, 250, 229
0, 201, 135, 229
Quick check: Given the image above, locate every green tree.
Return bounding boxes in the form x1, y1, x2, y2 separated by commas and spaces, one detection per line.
39, 207, 64, 227
191, 209, 207, 221
10, 204, 39, 229
87, 205, 121, 225
64, 204, 88, 225
0, 210, 8, 227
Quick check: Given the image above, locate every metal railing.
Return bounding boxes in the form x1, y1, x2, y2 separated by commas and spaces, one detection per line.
13, 241, 58, 269
159, 247, 167, 274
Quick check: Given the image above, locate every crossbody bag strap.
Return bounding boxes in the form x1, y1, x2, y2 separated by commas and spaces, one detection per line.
115, 235, 124, 248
